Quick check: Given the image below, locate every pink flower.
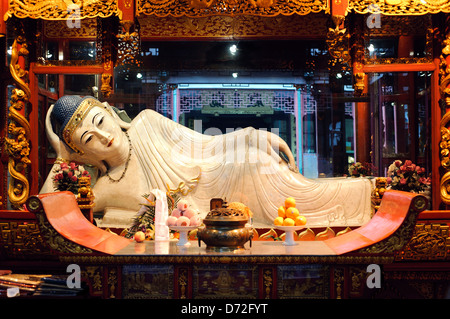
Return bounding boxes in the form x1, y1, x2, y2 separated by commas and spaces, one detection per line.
60, 162, 68, 169
82, 170, 89, 176
70, 162, 76, 170
67, 171, 73, 178
71, 176, 78, 182
395, 160, 402, 167
386, 177, 392, 184
405, 160, 412, 166
400, 178, 407, 185
55, 173, 63, 180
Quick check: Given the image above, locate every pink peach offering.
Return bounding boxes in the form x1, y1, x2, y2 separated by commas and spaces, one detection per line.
177, 200, 189, 211
171, 208, 181, 218
189, 215, 201, 226
166, 216, 178, 226
183, 208, 196, 219
176, 216, 190, 226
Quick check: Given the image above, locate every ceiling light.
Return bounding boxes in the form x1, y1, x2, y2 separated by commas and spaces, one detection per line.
229, 44, 238, 55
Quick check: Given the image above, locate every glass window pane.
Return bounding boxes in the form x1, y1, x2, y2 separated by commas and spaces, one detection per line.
68, 41, 96, 60
64, 74, 98, 96
369, 72, 431, 175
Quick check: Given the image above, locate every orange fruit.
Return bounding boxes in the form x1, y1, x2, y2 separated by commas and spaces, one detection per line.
277, 206, 286, 218
285, 197, 296, 208
295, 215, 307, 226
286, 207, 300, 219
283, 218, 295, 226
274, 216, 284, 226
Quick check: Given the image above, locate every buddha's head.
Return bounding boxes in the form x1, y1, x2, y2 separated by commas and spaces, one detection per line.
50, 95, 131, 171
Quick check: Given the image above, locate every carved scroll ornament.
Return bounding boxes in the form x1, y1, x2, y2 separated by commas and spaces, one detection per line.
4, 35, 31, 208
4, 0, 122, 21
136, 0, 328, 17
439, 32, 450, 205
349, 0, 450, 16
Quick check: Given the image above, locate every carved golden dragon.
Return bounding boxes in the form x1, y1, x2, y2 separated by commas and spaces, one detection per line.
4, 35, 31, 208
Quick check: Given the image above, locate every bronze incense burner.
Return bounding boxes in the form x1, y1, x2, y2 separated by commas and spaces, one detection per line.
197, 200, 253, 252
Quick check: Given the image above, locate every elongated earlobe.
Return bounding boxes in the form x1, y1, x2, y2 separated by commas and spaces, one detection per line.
46, 104, 76, 161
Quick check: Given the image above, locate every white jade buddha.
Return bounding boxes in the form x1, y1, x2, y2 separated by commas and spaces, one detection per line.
41, 96, 373, 227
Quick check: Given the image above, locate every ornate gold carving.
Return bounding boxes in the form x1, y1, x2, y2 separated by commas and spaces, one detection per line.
440, 32, 450, 108
353, 72, 365, 96
349, 0, 450, 15
0, 221, 51, 257
107, 268, 117, 298
116, 20, 142, 67
5, 0, 122, 21
77, 176, 94, 201
334, 267, 344, 299
138, 14, 329, 39
101, 73, 112, 99
43, 19, 97, 38
136, 0, 328, 17
262, 268, 273, 299
60, 253, 396, 265
5, 34, 31, 209
178, 267, 188, 299
371, 177, 387, 213
84, 266, 103, 293
326, 15, 351, 70
396, 223, 450, 261
439, 33, 450, 204
348, 266, 365, 298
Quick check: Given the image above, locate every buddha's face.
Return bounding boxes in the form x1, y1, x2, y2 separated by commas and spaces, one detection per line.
71, 106, 129, 165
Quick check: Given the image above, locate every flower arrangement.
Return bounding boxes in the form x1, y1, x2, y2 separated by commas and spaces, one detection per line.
53, 162, 90, 194
386, 160, 431, 193
348, 162, 375, 177
125, 192, 180, 240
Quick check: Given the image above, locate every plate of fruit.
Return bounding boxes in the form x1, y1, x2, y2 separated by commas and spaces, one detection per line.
273, 197, 307, 245
167, 199, 202, 246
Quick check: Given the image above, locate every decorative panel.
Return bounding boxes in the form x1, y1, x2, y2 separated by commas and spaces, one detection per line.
179, 89, 295, 115
43, 18, 97, 39
122, 264, 174, 299
5, 0, 122, 20
193, 264, 258, 299
137, 0, 328, 17
139, 14, 328, 39
349, 0, 450, 15
277, 264, 329, 298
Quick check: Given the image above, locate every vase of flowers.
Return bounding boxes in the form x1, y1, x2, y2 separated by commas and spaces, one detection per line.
386, 160, 431, 194
52, 162, 91, 195
348, 162, 375, 177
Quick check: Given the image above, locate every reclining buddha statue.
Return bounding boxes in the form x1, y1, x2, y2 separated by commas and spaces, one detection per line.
40, 95, 373, 227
